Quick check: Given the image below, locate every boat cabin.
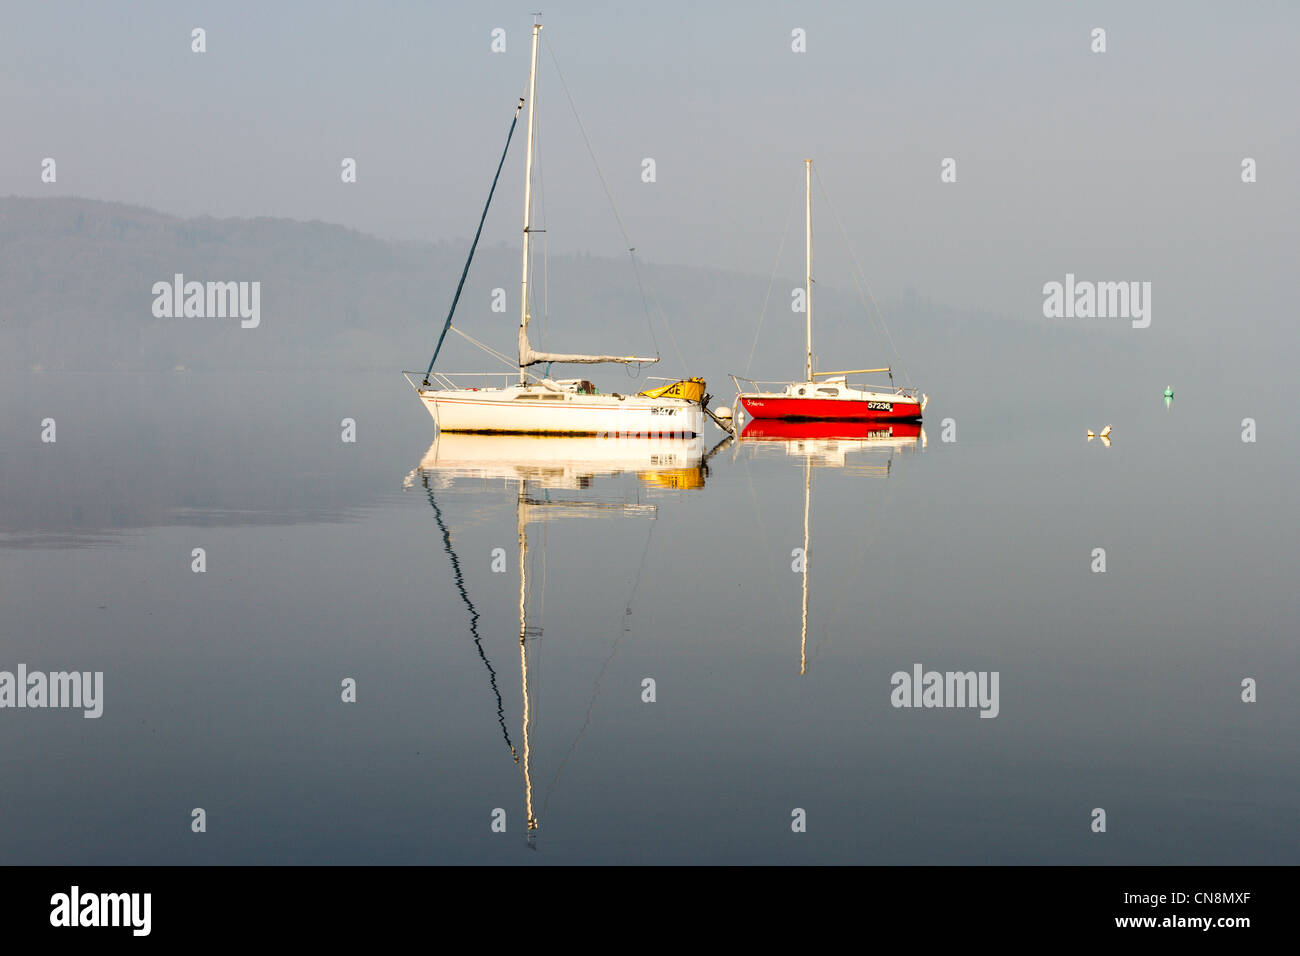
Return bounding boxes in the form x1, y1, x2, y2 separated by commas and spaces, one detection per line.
555, 379, 598, 395
790, 375, 846, 398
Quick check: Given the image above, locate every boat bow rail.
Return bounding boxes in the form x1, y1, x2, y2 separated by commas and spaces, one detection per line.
406, 371, 532, 392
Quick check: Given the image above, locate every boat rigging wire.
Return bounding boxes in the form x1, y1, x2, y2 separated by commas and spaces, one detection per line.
744, 177, 800, 378
637, 261, 691, 378
543, 33, 686, 373
534, 93, 551, 354
811, 166, 910, 386
425, 484, 517, 760
742, 456, 781, 585
450, 326, 521, 369
423, 99, 524, 385
540, 513, 658, 813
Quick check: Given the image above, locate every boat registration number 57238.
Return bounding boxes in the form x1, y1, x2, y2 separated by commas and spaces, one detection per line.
867, 401, 893, 411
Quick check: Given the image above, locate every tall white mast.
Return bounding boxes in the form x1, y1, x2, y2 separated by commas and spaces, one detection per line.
512, 16, 656, 373
519, 18, 542, 384
804, 158, 813, 383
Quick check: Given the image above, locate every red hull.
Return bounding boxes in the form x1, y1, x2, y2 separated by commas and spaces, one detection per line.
741, 419, 921, 441
739, 395, 922, 422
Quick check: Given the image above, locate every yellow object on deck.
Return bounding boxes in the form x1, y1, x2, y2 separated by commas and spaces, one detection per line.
637, 377, 706, 403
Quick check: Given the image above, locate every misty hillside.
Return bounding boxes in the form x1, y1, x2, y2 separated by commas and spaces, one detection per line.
1, 196, 1151, 399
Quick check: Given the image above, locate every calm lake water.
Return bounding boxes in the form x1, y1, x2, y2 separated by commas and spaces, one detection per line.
1, 369, 1294, 864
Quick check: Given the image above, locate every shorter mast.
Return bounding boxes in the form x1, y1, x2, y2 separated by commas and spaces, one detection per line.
804, 158, 813, 383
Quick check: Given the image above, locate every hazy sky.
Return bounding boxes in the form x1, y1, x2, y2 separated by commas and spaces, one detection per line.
4, 1, 1297, 327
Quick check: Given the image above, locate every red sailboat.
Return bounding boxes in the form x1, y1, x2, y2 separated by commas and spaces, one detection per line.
733, 159, 927, 423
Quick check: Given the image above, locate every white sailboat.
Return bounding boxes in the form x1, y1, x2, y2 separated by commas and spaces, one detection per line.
406, 17, 707, 437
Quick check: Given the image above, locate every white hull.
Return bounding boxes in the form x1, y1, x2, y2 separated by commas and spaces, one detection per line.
418, 383, 704, 437
408, 433, 707, 489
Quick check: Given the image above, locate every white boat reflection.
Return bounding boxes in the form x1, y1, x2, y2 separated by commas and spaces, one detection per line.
405, 431, 724, 847
405, 432, 718, 491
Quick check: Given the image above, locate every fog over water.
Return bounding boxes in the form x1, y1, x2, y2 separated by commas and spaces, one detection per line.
1, 1, 1296, 863
1, 366, 1293, 863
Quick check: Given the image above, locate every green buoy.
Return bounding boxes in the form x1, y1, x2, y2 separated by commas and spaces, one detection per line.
1163, 386, 1174, 398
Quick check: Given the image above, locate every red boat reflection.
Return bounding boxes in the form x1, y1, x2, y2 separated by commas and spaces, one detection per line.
740, 419, 922, 442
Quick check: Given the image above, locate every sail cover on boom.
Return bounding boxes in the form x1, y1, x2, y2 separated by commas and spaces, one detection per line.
517, 322, 658, 367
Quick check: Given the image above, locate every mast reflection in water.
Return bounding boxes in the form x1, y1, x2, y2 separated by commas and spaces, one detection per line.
403, 433, 723, 846
738, 419, 924, 674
